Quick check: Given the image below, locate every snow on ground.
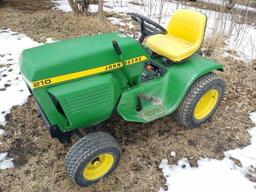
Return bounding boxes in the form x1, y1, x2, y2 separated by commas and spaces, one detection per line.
225, 113, 256, 168
0, 28, 40, 126
0, 128, 4, 135
199, 0, 225, 6
52, 0, 256, 61
199, 0, 256, 12
0, 28, 40, 170
52, 0, 72, 12
235, 3, 256, 12
0, 152, 14, 170
159, 112, 256, 192
159, 158, 256, 192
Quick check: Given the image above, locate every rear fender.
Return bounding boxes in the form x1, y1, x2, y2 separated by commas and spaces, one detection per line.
117, 54, 223, 123
165, 54, 223, 113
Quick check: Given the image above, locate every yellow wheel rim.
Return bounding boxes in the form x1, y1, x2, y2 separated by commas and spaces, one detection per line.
83, 153, 114, 181
194, 89, 219, 120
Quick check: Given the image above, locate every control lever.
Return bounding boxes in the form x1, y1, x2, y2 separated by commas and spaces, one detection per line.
112, 40, 133, 86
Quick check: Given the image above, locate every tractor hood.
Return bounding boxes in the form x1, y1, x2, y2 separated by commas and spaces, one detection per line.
19, 32, 148, 84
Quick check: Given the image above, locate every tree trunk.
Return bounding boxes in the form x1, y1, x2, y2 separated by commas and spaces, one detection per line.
226, 0, 234, 10
98, 0, 104, 24
68, 0, 79, 15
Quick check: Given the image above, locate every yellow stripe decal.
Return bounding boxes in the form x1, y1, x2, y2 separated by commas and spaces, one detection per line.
32, 55, 147, 89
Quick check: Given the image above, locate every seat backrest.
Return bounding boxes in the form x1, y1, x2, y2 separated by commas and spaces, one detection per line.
167, 9, 207, 46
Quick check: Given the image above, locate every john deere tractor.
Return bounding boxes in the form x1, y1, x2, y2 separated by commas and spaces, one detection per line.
19, 9, 225, 186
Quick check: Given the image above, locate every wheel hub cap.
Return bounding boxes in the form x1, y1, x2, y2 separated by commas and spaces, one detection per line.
194, 89, 219, 120
83, 153, 114, 181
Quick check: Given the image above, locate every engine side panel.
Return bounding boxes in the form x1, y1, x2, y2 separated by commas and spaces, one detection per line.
47, 73, 121, 131
20, 33, 150, 132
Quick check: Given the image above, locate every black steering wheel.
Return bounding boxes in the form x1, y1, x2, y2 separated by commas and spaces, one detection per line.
128, 12, 167, 43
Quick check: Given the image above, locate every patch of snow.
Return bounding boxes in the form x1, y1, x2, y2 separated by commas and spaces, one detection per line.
199, 0, 226, 6
159, 112, 256, 192
0, 28, 40, 126
0, 152, 14, 170
250, 112, 256, 124
52, 0, 72, 12
0, 129, 4, 135
225, 112, 256, 167
199, 0, 256, 12
45, 38, 58, 43
235, 4, 256, 12
170, 151, 176, 157
159, 158, 256, 192
89, 4, 98, 13
108, 17, 123, 25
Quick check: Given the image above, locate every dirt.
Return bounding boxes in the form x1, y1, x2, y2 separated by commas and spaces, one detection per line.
0, 0, 116, 42
0, 0, 256, 192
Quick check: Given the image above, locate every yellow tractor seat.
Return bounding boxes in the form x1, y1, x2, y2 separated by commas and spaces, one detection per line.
145, 9, 207, 62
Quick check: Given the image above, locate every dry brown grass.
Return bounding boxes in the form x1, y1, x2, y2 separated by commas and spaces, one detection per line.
0, 0, 116, 42
0, 0, 53, 11
201, 32, 226, 58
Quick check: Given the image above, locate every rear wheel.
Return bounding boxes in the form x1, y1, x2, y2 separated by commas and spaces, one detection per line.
65, 132, 121, 186
174, 72, 225, 128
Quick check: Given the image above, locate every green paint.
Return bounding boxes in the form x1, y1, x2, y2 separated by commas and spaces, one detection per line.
20, 32, 223, 132
117, 54, 223, 122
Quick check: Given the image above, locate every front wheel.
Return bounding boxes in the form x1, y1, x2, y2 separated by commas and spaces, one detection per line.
174, 72, 225, 128
65, 132, 121, 186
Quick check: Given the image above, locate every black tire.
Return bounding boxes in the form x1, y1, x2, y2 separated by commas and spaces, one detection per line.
173, 72, 225, 128
65, 132, 121, 186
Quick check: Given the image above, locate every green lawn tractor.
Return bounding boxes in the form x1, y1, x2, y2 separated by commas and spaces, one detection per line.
19, 9, 225, 186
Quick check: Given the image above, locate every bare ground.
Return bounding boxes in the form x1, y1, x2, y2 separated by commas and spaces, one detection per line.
0, 0, 116, 42
0, 0, 256, 192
